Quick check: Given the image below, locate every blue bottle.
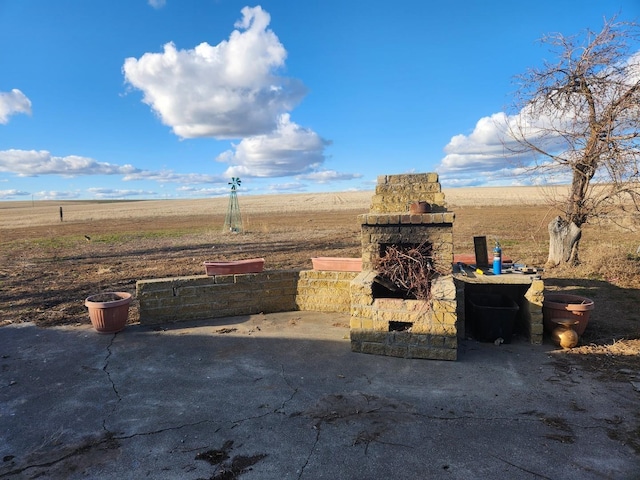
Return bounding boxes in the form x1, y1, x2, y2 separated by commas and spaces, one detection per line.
492, 241, 502, 275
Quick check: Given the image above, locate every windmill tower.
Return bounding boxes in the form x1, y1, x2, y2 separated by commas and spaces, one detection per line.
223, 177, 243, 233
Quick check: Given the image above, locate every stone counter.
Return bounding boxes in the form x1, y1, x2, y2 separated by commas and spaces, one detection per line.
453, 272, 544, 344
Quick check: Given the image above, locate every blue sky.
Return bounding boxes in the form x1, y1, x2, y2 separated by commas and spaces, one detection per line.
1, 0, 639, 200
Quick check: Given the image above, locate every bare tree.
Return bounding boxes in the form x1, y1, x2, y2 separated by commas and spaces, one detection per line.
508, 16, 640, 265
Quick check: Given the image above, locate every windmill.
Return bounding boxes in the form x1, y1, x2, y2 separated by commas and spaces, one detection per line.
223, 177, 243, 233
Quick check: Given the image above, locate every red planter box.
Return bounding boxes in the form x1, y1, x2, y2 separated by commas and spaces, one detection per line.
311, 257, 362, 272
203, 258, 265, 275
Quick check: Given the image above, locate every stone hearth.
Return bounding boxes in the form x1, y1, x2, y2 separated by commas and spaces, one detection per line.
350, 173, 458, 360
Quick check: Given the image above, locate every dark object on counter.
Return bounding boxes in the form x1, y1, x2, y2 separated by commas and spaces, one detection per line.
473, 236, 488, 268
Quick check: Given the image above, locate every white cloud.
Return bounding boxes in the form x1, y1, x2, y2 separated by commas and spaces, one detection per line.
439, 112, 513, 173
267, 182, 306, 192
438, 49, 640, 187
87, 188, 157, 199
123, 6, 306, 139
216, 114, 329, 177
0, 189, 30, 199
298, 170, 362, 183
176, 185, 230, 196
122, 169, 223, 184
0, 149, 139, 177
437, 109, 568, 187
0, 89, 32, 124
0, 149, 228, 187
148, 0, 166, 9
34, 190, 81, 200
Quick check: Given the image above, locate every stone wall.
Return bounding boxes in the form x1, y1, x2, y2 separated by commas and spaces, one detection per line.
136, 269, 358, 325
137, 271, 298, 325
295, 270, 358, 313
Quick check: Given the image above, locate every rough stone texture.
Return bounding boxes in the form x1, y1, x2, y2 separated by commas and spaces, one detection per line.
526, 279, 545, 344
137, 271, 299, 325
295, 270, 358, 313
350, 329, 457, 360
369, 173, 447, 213
349, 269, 457, 360
137, 270, 361, 325
359, 213, 454, 273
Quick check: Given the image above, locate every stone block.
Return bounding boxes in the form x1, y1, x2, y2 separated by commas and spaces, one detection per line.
433, 192, 446, 205
385, 344, 409, 358
408, 334, 429, 346
525, 280, 545, 306
442, 335, 457, 349
424, 317, 456, 336
430, 278, 456, 300
361, 342, 387, 355
431, 348, 457, 361
431, 299, 457, 315
406, 346, 435, 359
136, 280, 169, 295
391, 331, 412, 345
361, 318, 374, 330
233, 273, 262, 283
214, 275, 235, 284
530, 322, 544, 335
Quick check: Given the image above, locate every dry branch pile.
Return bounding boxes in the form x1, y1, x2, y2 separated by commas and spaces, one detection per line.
374, 242, 444, 300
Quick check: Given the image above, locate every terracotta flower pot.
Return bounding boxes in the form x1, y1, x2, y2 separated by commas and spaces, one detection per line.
203, 258, 265, 275
85, 292, 132, 334
543, 293, 594, 336
311, 257, 362, 272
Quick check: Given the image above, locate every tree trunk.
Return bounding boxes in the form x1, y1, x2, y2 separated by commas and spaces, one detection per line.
547, 216, 582, 266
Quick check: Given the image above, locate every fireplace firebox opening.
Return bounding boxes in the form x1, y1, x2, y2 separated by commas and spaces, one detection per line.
374, 241, 437, 301
389, 321, 413, 332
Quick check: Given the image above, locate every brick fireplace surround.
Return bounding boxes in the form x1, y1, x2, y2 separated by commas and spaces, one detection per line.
349, 173, 458, 360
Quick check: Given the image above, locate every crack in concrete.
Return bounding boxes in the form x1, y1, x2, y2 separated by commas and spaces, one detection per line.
5, 359, 305, 477
0, 432, 119, 478
1, 334, 130, 478
113, 419, 215, 440
297, 425, 320, 480
490, 453, 554, 479
0, 419, 221, 477
276, 364, 298, 413
101, 332, 121, 432
225, 364, 299, 427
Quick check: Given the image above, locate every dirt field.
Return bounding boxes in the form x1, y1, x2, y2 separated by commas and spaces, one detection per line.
1, 186, 639, 373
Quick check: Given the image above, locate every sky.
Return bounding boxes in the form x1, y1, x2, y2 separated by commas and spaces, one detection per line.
1, 0, 639, 201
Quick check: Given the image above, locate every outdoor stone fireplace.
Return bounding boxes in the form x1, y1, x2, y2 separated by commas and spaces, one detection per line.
350, 173, 458, 360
